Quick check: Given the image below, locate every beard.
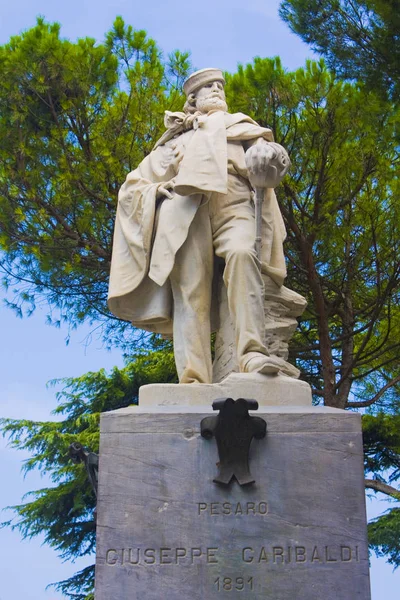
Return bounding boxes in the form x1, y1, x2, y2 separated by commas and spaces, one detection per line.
196, 95, 228, 114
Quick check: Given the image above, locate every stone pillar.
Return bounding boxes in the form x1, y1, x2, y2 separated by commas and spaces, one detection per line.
95, 391, 370, 600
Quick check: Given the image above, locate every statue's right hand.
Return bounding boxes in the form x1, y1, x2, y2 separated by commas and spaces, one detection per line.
156, 181, 174, 201
161, 143, 184, 171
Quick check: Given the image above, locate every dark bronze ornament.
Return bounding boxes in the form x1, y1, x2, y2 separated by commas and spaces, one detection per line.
201, 398, 266, 486
68, 442, 99, 498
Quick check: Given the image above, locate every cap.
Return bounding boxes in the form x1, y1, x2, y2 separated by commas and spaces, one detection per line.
183, 68, 225, 97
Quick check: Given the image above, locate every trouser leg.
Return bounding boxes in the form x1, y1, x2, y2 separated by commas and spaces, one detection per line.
169, 202, 213, 383
210, 175, 269, 371
223, 247, 268, 369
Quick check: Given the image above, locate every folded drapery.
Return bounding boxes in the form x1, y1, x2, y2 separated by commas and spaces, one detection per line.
108, 111, 286, 334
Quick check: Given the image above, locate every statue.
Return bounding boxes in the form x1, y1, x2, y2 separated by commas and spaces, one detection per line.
108, 68, 301, 384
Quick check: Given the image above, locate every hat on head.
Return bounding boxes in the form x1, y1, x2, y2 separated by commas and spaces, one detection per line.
183, 68, 225, 97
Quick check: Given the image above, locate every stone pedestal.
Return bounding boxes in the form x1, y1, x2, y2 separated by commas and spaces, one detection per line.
139, 372, 312, 407
95, 389, 371, 599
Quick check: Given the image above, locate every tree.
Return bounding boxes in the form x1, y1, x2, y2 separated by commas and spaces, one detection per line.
226, 58, 400, 407
225, 56, 400, 566
279, 0, 400, 102
1, 344, 177, 600
363, 412, 400, 565
1, 22, 400, 598
0, 17, 190, 350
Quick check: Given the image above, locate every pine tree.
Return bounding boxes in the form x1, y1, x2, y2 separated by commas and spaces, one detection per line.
1, 343, 177, 599
0, 17, 190, 351
279, 0, 400, 102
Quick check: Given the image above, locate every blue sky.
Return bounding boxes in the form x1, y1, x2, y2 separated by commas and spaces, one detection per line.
0, 1, 398, 598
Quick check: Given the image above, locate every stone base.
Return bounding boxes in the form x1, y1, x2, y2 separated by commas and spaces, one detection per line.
139, 372, 312, 407
95, 404, 371, 600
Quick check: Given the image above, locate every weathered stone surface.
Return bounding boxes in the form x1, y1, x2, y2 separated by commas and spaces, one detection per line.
139, 371, 312, 407
213, 274, 307, 383
95, 406, 370, 599
108, 68, 303, 385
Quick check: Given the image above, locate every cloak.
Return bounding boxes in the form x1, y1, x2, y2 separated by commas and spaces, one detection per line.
108, 111, 287, 335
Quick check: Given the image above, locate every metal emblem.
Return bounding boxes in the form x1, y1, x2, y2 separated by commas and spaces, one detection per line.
201, 398, 266, 486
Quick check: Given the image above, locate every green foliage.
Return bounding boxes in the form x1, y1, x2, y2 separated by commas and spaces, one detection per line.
363, 414, 400, 481
363, 413, 400, 567
226, 58, 400, 410
0, 17, 190, 349
368, 507, 400, 567
55, 564, 95, 600
279, 0, 400, 101
1, 343, 177, 598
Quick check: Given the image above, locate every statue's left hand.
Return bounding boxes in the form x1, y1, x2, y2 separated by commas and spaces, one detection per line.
245, 139, 290, 189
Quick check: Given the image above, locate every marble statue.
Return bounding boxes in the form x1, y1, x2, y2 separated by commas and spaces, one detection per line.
108, 68, 302, 384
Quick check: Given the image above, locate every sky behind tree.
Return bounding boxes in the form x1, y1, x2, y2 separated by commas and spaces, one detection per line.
0, 1, 398, 598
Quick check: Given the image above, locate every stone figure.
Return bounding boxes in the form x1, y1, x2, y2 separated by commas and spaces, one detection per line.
108, 68, 301, 384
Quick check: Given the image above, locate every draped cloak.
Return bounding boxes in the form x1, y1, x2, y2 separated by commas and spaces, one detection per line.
108, 111, 287, 335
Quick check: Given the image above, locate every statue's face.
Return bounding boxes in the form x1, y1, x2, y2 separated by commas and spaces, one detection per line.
195, 80, 225, 101
194, 80, 227, 113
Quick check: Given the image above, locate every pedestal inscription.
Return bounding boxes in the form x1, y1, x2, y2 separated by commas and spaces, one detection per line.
95, 406, 371, 600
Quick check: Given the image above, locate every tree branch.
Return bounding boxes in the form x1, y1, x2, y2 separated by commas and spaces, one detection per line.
347, 375, 400, 408
365, 479, 400, 499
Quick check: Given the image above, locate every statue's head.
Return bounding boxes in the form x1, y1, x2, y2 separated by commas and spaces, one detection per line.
183, 68, 227, 114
